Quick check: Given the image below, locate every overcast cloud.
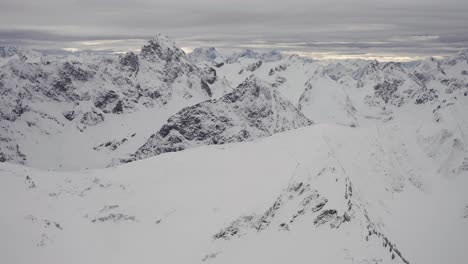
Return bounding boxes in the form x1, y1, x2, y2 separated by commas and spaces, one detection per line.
0, 0, 467, 60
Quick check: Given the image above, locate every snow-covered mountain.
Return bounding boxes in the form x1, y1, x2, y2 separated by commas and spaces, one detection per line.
0, 34, 230, 170
1, 36, 467, 173
189, 47, 225, 64
226, 49, 283, 63
0, 46, 43, 66
212, 49, 468, 177
1, 34, 468, 264
131, 76, 311, 161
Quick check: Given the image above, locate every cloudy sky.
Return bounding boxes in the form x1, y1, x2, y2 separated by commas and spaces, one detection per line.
1, 0, 467, 60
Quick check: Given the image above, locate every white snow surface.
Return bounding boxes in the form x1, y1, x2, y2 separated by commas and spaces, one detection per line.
1, 123, 467, 264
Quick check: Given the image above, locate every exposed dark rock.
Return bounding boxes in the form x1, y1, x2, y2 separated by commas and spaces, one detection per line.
272, 76, 287, 87
140, 34, 184, 63
203, 67, 217, 84
149, 90, 161, 99
112, 100, 123, 114
441, 78, 467, 94
459, 158, 468, 172
313, 209, 337, 226
414, 88, 438, 104
52, 76, 73, 93
91, 213, 136, 223
373, 80, 402, 104
310, 198, 328, 212
200, 80, 212, 97
95, 90, 119, 108
25, 175, 36, 188
141, 40, 171, 61
0, 136, 26, 163
120, 52, 139, 72
213, 215, 255, 240
81, 110, 104, 126
61, 62, 94, 82
63, 110, 76, 121
94, 137, 129, 151
246, 61, 262, 72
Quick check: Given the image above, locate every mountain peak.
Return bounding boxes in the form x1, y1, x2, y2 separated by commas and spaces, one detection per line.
454, 48, 468, 60
140, 33, 184, 61
0, 46, 20, 57
445, 48, 468, 65
264, 50, 283, 61
189, 47, 222, 63
238, 75, 269, 89
150, 33, 176, 48
239, 49, 257, 57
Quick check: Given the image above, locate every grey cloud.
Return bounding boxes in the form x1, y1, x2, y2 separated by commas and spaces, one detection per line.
0, 0, 467, 59
0, 29, 148, 42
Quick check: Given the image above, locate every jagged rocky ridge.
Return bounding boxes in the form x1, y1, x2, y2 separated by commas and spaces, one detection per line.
131, 76, 312, 160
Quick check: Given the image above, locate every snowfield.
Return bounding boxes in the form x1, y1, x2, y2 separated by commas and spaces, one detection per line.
1, 123, 467, 264
1, 36, 468, 263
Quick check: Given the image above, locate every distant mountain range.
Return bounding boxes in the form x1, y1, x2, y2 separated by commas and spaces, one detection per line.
1, 35, 468, 172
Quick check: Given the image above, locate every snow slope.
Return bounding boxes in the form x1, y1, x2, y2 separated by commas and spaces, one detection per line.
1, 122, 467, 264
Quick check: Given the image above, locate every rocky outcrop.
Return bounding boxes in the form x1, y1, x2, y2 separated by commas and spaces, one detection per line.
0, 136, 26, 164
245, 61, 262, 72
119, 52, 139, 73
80, 110, 104, 126
213, 166, 355, 242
